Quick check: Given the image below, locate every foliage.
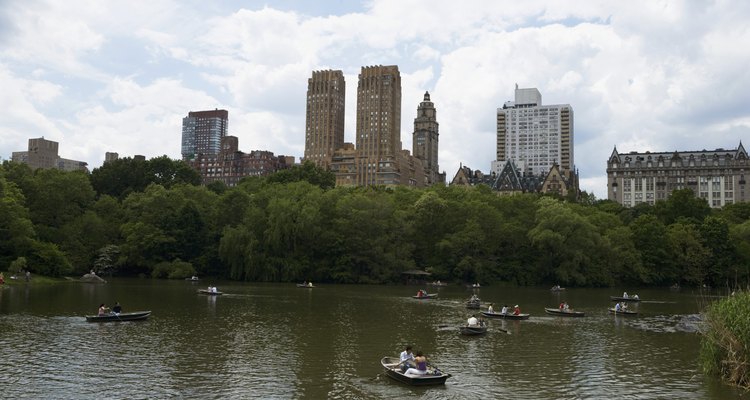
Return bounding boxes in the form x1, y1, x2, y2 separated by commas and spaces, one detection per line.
3, 161, 750, 285
93, 245, 120, 276
89, 156, 200, 199
151, 259, 196, 279
9, 257, 27, 274
265, 161, 336, 190
700, 291, 750, 390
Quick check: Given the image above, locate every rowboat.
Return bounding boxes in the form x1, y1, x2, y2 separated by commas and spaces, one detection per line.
85, 311, 151, 322
459, 324, 488, 335
297, 283, 315, 288
466, 299, 481, 309
380, 357, 451, 386
608, 308, 638, 315
544, 307, 585, 317
198, 289, 223, 296
481, 311, 530, 320
610, 296, 641, 302
412, 293, 438, 299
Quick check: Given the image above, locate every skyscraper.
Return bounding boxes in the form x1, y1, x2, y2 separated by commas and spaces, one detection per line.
413, 91, 441, 184
495, 86, 574, 177
181, 109, 229, 161
304, 70, 345, 169
355, 65, 402, 185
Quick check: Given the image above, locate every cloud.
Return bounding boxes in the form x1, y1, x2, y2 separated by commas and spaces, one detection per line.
1, 0, 749, 200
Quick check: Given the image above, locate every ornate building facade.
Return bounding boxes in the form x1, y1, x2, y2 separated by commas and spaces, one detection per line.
412, 91, 445, 185
309, 65, 439, 188
606, 142, 748, 208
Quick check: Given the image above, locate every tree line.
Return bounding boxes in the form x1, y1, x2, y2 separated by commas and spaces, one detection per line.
1, 157, 749, 287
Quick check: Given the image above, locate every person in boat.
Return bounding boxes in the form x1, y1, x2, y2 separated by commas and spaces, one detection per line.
513, 305, 521, 315
500, 305, 508, 314
614, 302, 621, 312
467, 314, 479, 327
633, 294, 639, 300
399, 345, 415, 372
308, 281, 313, 287
563, 302, 570, 311
623, 291, 629, 299
98, 303, 109, 316
404, 351, 428, 376
487, 303, 494, 313
112, 302, 122, 315
559, 302, 565, 310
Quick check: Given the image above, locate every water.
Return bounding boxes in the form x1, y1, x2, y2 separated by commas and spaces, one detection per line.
0, 280, 746, 399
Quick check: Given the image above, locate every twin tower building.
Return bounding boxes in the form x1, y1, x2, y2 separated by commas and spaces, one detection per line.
303, 66, 445, 187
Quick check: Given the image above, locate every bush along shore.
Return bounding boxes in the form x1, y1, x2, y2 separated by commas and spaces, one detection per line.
700, 291, 750, 390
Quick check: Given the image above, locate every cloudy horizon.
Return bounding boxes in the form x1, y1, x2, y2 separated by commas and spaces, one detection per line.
2, 0, 749, 199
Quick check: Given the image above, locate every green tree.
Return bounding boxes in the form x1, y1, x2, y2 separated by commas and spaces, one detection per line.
667, 222, 710, 285
629, 214, 674, 285
0, 173, 36, 268
266, 161, 335, 190
655, 188, 711, 225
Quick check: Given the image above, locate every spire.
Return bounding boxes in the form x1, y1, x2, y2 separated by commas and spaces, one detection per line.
424, 91, 430, 102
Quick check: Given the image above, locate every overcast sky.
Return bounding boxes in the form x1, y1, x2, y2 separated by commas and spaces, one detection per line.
2, 0, 749, 198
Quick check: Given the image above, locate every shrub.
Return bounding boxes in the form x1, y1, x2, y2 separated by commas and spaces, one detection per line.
700, 291, 750, 390
151, 259, 195, 279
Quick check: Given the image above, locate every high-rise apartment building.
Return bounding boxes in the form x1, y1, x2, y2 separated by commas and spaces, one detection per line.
304, 70, 346, 170
607, 143, 748, 208
495, 86, 574, 177
355, 65, 402, 185
413, 91, 443, 185
181, 109, 229, 161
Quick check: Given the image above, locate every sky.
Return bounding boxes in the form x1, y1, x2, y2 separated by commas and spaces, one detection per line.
1, 0, 749, 199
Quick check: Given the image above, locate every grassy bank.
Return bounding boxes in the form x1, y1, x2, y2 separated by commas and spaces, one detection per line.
700, 291, 750, 390
0, 271, 69, 286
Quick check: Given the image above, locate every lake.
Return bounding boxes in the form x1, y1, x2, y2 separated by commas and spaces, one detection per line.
0, 279, 747, 399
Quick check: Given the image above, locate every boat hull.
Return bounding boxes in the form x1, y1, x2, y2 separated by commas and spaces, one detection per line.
412, 294, 438, 299
481, 311, 530, 320
198, 290, 223, 296
544, 308, 585, 317
459, 325, 487, 335
380, 357, 450, 386
610, 296, 641, 302
608, 308, 638, 315
85, 311, 151, 322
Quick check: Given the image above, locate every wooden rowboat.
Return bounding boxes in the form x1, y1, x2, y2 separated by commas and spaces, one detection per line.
412, 293, 438, 299
610, 296, 641, 302
544, 307, 585, 317
481, 311, 530, 320
459, 325, 488, 335
466, 300, 481, 309
198, 289, 223, 296
380, 356, 451, 386
297, 283, 315, 288
85, 311, 151, 322
608, 308, 638, 315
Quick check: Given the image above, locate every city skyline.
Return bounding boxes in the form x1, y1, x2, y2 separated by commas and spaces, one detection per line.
2, 1, 750, 199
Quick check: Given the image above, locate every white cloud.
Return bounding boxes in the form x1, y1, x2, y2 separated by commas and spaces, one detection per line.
0, 0, 748, 200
